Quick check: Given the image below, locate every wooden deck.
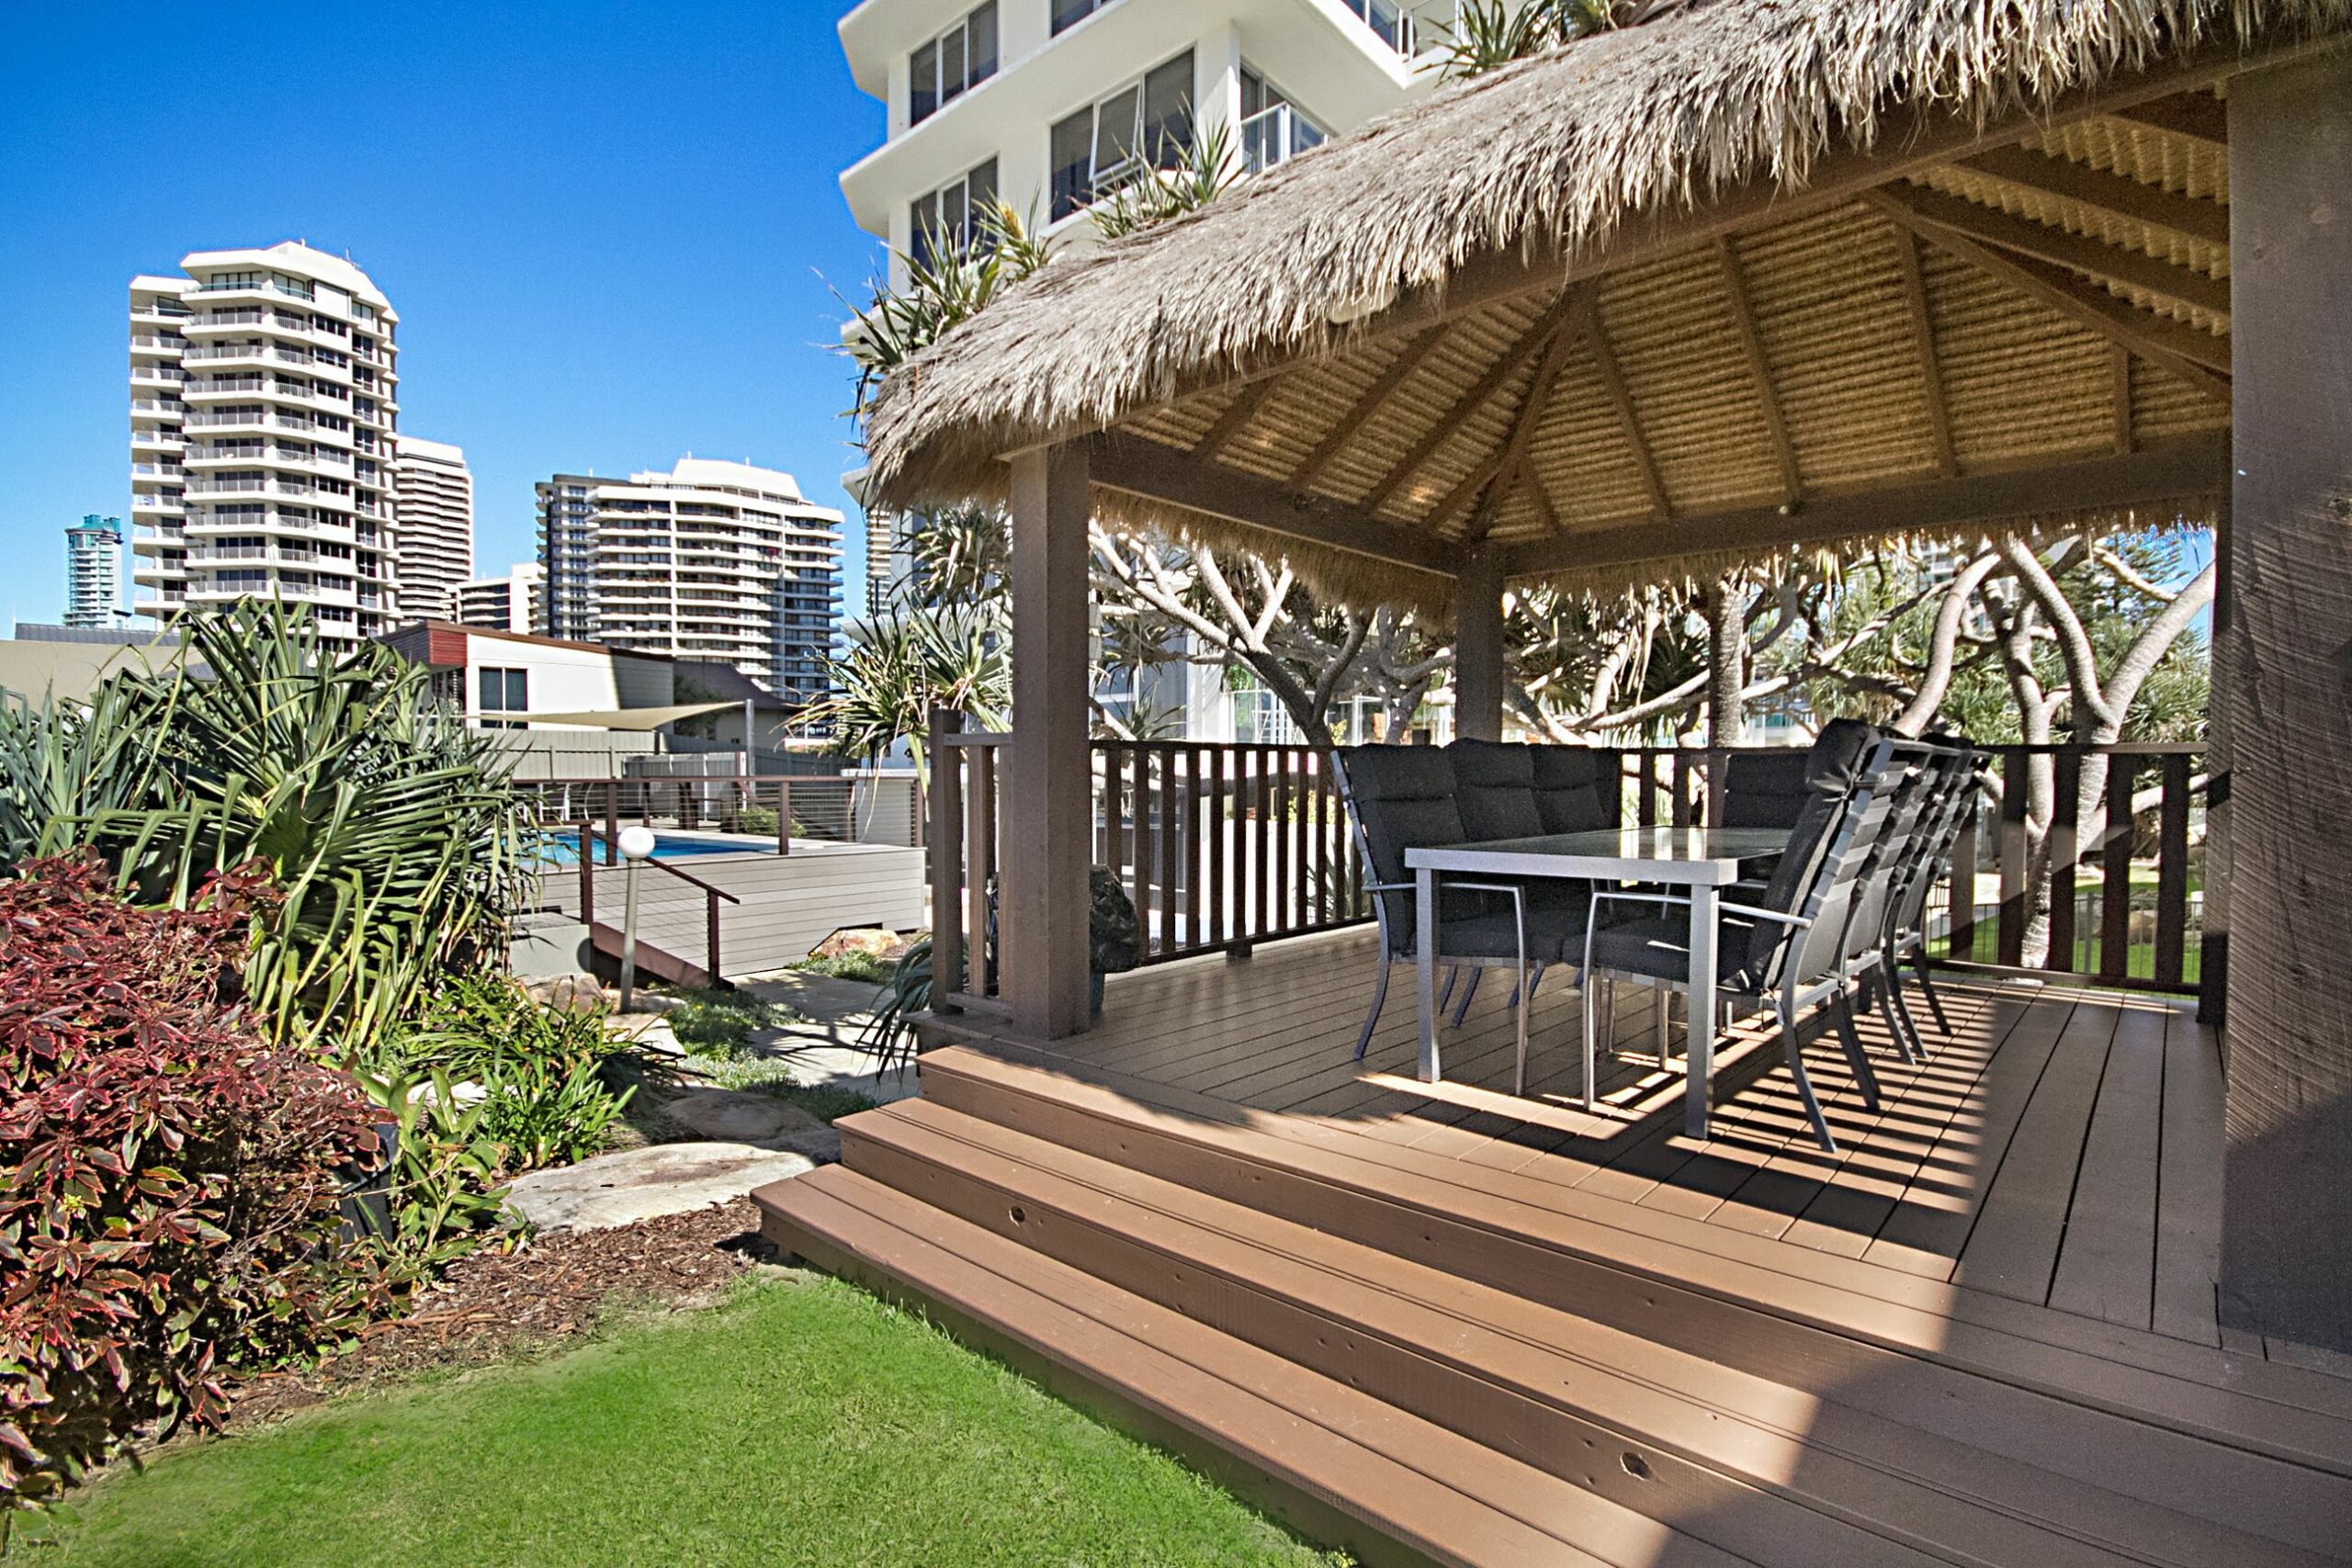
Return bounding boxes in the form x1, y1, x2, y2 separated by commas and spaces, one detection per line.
757, 929, 2352, 1567
971, 928, 2232, 1345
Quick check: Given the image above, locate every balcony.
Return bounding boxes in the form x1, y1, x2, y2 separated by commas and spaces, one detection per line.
130, 334, 188, 353
129, 399, 187, 416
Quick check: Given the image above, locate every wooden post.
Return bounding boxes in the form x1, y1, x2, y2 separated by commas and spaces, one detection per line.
2222, 55, 2352, 1352
927, 708, 965, 1012
1003, 443, 1093, 1037
1453, 546, 1505, 742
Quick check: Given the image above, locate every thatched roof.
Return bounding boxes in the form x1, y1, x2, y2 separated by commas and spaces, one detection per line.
864, 0, 2349, 604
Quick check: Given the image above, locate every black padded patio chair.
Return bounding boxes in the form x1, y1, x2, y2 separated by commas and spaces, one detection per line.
1336, 746, 1589, 1093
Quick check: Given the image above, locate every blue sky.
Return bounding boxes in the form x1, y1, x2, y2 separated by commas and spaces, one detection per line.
0, 1, 887, 630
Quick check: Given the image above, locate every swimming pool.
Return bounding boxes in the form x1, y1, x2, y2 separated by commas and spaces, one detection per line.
535, 831, 770, 867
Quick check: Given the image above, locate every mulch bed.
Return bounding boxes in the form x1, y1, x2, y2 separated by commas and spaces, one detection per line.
226, 1200, 778, 1427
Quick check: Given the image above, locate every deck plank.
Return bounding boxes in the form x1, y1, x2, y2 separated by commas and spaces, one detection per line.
2151, 1006, 2227, 1345
2046, 999, 2168, 1329
1952, 998, 2122, 1303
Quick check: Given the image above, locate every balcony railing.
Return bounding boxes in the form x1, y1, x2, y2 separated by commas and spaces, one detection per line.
1240, 103, 1326, 175
926, 736, 2211, 998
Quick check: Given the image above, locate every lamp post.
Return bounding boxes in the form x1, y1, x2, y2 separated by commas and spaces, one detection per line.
616, 824, 656, 1010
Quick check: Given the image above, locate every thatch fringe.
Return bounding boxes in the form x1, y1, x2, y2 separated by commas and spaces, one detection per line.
864, 0, 2344, 513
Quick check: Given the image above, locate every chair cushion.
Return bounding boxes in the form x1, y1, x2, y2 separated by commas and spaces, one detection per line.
1339, 745, 1466, 948
1528, 746, 1616, 834
1436, 905, 1589, 964
1447, 739, 1546, 842
1586, 913, 1767, 990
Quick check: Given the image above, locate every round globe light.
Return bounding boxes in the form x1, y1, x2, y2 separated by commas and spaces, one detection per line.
616, 825, 658, 862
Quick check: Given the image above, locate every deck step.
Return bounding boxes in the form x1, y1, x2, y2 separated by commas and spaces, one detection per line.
917, 1042, 2352, 1477
754, 1163, 1751, 1568
831, 1097, 2346, 1568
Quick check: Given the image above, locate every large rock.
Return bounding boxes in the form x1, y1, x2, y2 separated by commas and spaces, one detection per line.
656, 1089, 840, 1160
809, 926, 918, 964
524, 972, 608, 1016
506, 1142, 820, 1233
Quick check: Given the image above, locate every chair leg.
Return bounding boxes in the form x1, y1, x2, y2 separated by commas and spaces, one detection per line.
1830, 991, 1883, 1111
1870, 970, 1921, 1066
1882, 952, 1929, 1062
1580, 968, 1599, 1111
1776, 1000, 1838, 1154
1654, 984, 1671, 1067
1910, 952, 1954, 1035
1450, 966, 1484, 1027
1353, 958, 1390, 1062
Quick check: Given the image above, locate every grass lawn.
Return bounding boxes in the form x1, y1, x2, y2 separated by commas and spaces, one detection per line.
40, 1276, 1347, 1568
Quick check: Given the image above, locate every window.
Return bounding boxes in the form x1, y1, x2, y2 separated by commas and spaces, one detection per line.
909, 2, 996, 126
1049, 51, 1193, 220
478, 666, 527, 715
909, 158, 999, 268
1051, 0, 1105, 34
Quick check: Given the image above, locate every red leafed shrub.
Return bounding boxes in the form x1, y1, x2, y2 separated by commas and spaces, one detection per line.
0, 856, 390, 1514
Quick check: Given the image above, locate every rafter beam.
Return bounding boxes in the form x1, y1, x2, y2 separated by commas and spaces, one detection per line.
1292, 324, 1449, 491
1714, 236, 1802, 502
1193, 375, 1285, 466
2109, 93, 2228, 149
1889, 227, 1960, 477
1498, 434, 2227, 580
1452, 288, 1596, 541
1883, 182, 2231, 319
1362, 288, 1587, 517
1867, 188, 2233, 400
1088, 431, 1460, 577
1959, 144, 2231, 249
1586, 310, 1670, 520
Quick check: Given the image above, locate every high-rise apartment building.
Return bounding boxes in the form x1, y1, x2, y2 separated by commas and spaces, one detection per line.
838, 0, 1448, 290
392, 436, 474, 621
63, 515, 124, 628
537, 459, 843, 698
456, 561, 544, 634
128, 242, 401, 647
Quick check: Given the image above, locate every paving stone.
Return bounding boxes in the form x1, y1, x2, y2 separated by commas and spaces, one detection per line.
506, 1142, 820, 1233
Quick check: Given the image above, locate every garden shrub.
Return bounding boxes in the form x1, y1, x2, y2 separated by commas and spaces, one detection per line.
665, 987, 797, 1055
0, 857, 390, 1518
389, 975, 635, 1175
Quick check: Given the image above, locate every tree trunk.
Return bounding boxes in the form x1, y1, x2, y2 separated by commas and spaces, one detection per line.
1703, 578, 1747, 748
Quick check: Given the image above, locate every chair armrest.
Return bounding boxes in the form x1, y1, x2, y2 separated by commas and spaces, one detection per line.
1717, 900, 1811, 930
1589, 889, 1692, 914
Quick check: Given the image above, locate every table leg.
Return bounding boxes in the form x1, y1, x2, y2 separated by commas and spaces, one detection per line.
1685, 882, 1719, 1140
1417, 866, 1440, 1083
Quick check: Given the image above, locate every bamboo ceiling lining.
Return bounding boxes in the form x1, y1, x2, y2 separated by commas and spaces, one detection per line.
1109, 106, 2233, 581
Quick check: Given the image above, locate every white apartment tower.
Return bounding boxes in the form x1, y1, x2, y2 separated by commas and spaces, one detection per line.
537, 459, 843, 698
128, 242, 401, 647
456, 561, 545, 635
392, 436, 474, 621
838, 0, 1450, 291
63, 515, 125, 628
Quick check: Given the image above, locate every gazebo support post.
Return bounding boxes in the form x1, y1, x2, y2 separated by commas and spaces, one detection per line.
1454, 546, 1506, 743
1002, 441, 1096, 1039
2220, 50, 2352, 1352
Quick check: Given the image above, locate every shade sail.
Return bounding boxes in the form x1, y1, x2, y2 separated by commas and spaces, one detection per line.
515, 701, 739, 731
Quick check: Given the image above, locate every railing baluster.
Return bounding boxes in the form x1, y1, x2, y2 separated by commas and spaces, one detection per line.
926, 717, 964, 1009
1948, 806, 1979, 964
1205, 745, 1226, 951
2099, 755, 2137, 984
1996, 748, 2030, 969
2048, 750, 2080, 973
1158, 746, 1182, 959
2156, 752, 2191, 986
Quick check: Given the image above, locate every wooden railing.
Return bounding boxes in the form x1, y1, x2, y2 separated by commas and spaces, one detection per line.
925, 733, 2207, 1008
568, 824, 741, 981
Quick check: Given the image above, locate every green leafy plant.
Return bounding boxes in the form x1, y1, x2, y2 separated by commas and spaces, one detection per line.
1088, 118, 1241, 241
796, 950, 899, 985
0, 603, 534, 1059
389, 975, 635, 1174
842, 198, 1053, 417
858, 937, 934, 1074
355, 1070, 512, 1270
0, 857, 390, 1522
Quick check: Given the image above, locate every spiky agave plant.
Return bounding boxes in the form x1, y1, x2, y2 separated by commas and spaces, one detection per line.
842, 199, 1053, 418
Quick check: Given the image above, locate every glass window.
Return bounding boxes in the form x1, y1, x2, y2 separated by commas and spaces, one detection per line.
1051, 0, 1100, 34
1050, 108, 1092, 220
910, 39, 938, 122
478, 666, 526, 712
1091, 84, 1143, 184
1141, 53, 1194, 170
909, 5, 996, 127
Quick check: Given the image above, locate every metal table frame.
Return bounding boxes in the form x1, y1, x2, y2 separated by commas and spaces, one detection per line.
1406, 827, 1789, 1139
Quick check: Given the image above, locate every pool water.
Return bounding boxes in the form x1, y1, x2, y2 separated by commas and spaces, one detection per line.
535, 832, 769, 867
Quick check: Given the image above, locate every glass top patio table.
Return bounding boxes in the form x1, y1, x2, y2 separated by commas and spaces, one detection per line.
1404, 825, 1792, 1138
